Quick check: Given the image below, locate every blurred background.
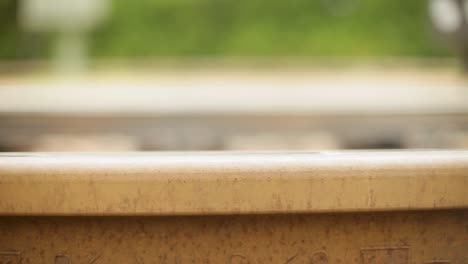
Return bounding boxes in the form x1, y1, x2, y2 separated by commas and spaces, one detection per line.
0, 0, 468, 151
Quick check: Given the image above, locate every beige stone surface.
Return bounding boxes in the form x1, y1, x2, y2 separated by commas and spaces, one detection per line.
0, 151, 466, 215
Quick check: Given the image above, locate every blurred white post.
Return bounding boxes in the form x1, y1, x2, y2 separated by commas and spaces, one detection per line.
19, 0, 109, 75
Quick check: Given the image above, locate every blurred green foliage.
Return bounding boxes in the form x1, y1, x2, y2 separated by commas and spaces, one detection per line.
0, 0, 20, 60
0, 0, 450, 60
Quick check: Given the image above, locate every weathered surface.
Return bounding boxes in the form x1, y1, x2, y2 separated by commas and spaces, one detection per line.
0, 211, 467, 263
0, 151, 467, 263
0, 151, 467, 215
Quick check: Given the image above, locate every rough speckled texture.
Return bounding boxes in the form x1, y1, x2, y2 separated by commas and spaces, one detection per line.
0, 211, 467, 263
0, 151, 467, 215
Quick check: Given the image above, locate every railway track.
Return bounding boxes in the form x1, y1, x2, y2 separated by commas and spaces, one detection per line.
1, 67, 468, 151
1, 112, 468, 151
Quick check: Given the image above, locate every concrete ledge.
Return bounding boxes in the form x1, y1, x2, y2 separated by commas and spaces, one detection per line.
0, 151, 467, 215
